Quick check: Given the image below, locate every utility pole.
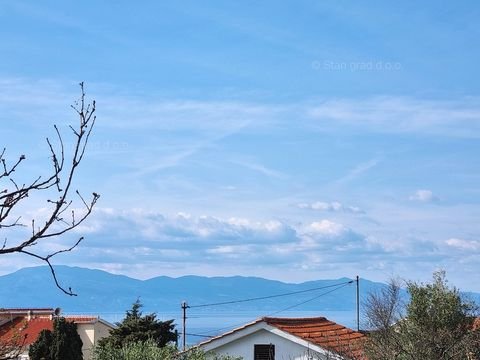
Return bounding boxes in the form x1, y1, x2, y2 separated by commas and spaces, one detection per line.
356, 275, 360, 332
181, 301, 189, 351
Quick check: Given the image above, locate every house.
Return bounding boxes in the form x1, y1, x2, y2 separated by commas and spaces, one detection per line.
197, 316, 366, 360
0, 308, 55, 360
60, 315, 115, 360
0, 308, 114, 360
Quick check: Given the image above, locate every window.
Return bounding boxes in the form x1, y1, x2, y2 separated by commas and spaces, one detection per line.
254, 344, 275, 360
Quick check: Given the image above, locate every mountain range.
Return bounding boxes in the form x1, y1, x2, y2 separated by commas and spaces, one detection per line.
1, 266, 478, 328
0, 266, 375, 312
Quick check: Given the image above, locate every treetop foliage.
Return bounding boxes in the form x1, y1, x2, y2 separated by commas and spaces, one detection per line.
364, 270, 480, 360
98, 300, 177, 350
29, 317, 83, 360
93, 340, 242, 360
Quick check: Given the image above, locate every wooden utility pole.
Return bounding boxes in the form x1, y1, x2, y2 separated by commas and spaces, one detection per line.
181, 301, 188, 351
356, 275, 360, 332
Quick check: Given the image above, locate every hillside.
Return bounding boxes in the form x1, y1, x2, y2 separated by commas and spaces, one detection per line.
3, 265, 479, 338
0, 266, 381, 314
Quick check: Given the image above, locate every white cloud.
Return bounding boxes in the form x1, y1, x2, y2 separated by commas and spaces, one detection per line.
33, 208, 381, 274
300, 219, 371, 254
298, 201, 363, 214
308, 96, 480, 138
445, 238, 480, 251
4, 205, 478, 289
4, 79, 480, 150
409, 189, 438, 203
306, 220, 347, 237
74, 209, 298, 248
2, 78, 479, 287
232, 160, 287, 179
336, 158, 381, 185
207, 245, 252, 255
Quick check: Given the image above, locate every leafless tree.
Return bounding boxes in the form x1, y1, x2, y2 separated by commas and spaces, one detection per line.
364, 278, 404, 332
362, 278, 408, 359
0, 82, 99, 296
362, 273, 480, 360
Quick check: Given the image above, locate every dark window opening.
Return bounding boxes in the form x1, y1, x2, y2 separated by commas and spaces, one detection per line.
254, 344, 275, 360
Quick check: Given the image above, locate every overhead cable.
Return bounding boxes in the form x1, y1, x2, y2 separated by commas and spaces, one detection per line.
188, 279, 354, 309
193, 280, 355, 338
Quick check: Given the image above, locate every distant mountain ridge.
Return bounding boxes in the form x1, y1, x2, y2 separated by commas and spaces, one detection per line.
1, 266, 478, 321
0, 266, 370, 312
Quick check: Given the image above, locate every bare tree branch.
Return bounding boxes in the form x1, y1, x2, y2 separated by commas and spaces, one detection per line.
0, 318, 28, 360
363, 273, 480, 360
0, 82, 100, 296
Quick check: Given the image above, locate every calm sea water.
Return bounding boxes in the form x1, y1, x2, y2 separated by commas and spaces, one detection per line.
181, 310, 358, 345
92, 309, 358, 346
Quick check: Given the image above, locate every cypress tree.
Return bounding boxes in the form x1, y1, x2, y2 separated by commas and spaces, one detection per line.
29, 317, 83, 360
98, 300, 177, 349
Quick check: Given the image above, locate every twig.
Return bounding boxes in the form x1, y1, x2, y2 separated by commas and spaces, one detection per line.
0, 83, 99, 296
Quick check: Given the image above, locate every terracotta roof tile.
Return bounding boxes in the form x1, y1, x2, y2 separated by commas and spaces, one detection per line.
263, 317, 366, 359
0, 314, 105, 348
199, 316, 366, 359
0, 317, 53, 347
0, 308, 54, 315
65, 316, 99, 324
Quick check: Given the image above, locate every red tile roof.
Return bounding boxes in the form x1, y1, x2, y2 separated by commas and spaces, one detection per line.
0, 308, 54, 318
0, 308, 54, 313
200, 316, 366, 359
0, 317, 53, 347
0, 314, 106, 348
264, 317, 366, 359
65, 316, 99, 324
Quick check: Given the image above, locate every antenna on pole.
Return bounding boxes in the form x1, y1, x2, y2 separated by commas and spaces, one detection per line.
356, 275, 360, 332
181, 301, 189, 351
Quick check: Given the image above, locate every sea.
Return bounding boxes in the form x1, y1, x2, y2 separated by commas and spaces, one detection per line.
88, 309, 358, 346
180, 310, 358, 345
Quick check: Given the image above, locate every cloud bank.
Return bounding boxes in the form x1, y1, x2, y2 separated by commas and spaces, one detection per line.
4, 207, 462, 283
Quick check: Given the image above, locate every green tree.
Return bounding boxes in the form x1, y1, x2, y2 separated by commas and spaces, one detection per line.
98, 300, 177, 350
29, 317, 83, 360
364, 271, 480, 360
51, 318, 83, 360
28, 329, 52, 360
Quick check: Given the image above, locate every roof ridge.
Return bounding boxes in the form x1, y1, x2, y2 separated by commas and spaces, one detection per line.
196, 316, 366, 359
263, 316, 329, 322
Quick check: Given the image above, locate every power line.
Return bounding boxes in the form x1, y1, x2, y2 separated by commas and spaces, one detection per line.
267, 281, 354, 316
186, 333, 215, 338
188, 280, 354, 309
189, 280, 355, 339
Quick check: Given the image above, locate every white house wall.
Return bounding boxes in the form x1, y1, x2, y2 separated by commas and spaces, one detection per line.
76, 324, 95, 360
206, 328, 330, 360
76, 321, 114, 360
94, 321, 113, 343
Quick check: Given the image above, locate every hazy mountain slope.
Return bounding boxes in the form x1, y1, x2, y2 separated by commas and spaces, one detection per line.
2, 266, 477, 318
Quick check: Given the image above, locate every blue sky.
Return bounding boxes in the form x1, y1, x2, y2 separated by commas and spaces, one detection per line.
1, 1, 480, 291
